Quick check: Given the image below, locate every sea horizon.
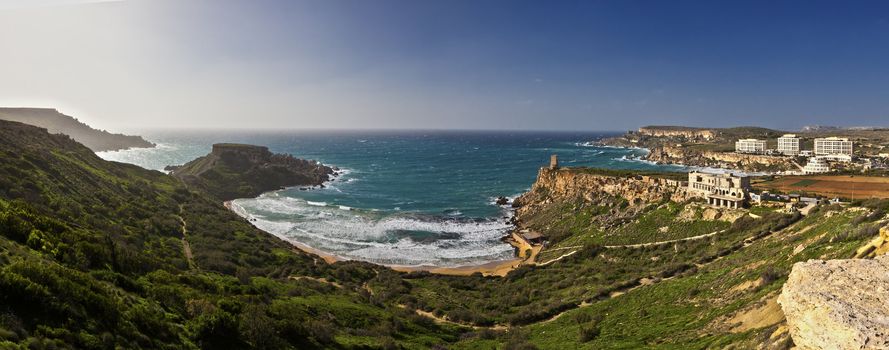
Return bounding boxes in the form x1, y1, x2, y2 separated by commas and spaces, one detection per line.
98, 130, 678, 267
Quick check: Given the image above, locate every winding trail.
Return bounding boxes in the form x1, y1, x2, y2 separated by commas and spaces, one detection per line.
411, 219, 798, 329
604, 229, 726, 249
178, 205, 196, 270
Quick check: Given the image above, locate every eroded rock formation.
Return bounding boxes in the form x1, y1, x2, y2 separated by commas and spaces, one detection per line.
778, 252, 889, 350
638, 126, 717, 140
513, 168, 690, 211
646, 145, 795, 171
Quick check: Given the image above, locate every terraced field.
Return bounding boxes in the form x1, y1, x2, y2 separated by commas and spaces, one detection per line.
754, 175, 889, 199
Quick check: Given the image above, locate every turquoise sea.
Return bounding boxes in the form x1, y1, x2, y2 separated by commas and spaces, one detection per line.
98, 130, 689, 266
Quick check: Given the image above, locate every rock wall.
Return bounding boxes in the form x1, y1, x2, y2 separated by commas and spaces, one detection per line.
646, 145, 795, 171
778, 253, 889, 349
513, 168, 690, 218
853, 227, 889, 258
638, 126, 716, 140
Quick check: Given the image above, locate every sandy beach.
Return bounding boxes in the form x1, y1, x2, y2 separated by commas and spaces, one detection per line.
292, 241, 521, 277
286, 239, 521, 276
226, 200, 525, 276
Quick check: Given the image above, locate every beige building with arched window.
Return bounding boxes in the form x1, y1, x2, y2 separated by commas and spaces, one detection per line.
687, 171, 750, 209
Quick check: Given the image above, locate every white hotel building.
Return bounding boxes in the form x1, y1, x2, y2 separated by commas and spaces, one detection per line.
814, 137, 853, 156
735, 139, 767, 154
776, 134, 801, 155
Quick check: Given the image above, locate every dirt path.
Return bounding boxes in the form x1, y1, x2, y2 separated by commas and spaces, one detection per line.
399, 305, 508, 331
604, 229, 726, 249
178, 205, 196, 270
536, 250, 579, 266
447, 220, 797, 329
289, 276, 342, 288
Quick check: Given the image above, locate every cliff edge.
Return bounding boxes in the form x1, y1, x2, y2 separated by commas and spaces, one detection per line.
0, 107, 154, 152
169, 143, 335, 201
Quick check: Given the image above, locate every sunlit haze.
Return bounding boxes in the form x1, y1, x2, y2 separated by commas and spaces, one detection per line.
2, 0, 888, 131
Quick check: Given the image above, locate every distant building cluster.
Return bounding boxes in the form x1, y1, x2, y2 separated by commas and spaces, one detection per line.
734, 134, 857, 174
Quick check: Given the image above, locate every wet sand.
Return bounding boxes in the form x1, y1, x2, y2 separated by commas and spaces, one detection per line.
389, 258, 522, 277
291, 242, 521, 277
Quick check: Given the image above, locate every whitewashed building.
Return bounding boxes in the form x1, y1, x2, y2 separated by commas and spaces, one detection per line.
735, 139, 767, 154
814, 137, 853, 156
687, 171, 750, 209
803, 157, 830, 174
776, 134, 801, 155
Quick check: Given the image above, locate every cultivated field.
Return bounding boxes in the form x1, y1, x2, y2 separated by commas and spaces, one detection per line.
754, 175, 889, 199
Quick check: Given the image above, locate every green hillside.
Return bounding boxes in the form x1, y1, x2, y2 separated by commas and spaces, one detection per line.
0, 121, 460, 349
0, 120, 885, 349
0, 108, 154, 152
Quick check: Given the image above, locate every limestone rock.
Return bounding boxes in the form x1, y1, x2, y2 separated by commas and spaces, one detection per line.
778, 255, 889, 349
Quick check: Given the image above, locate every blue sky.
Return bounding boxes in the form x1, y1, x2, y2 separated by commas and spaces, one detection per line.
1, 0, 887, 131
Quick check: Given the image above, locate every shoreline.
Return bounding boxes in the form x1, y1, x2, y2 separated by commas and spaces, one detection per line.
224, 200, 526, 277
598, 142, 779, 176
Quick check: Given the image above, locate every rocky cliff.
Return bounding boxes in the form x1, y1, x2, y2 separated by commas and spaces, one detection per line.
512, 168, 692, 238
638, 126, 716, 140
0, 107, 154, 152
646, 145, 796, 172
778, 251, 889, 349
169, 143, 335, 201
514, 168, 689, 211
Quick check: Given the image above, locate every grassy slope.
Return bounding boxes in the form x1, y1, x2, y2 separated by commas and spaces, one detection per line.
419, 166, 886, 348
0, 121, 461, 349
1, 120, 884, 349
441, 203, 883, 349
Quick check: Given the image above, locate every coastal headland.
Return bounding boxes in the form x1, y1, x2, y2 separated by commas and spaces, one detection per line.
2, 117, 889, 348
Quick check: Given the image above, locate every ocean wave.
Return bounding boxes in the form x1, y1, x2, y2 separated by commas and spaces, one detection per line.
444, 209, 463, 217
232, 194, 515, 266
306, 201, 327, 207
612, 154, 660, 166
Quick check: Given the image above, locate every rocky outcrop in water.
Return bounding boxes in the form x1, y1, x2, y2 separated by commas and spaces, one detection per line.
170, 143, 334, 201
778, 253, 889, 350
0, 107, 154, 152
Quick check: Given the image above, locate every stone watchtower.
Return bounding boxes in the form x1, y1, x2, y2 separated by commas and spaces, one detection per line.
549, 154, 559, 169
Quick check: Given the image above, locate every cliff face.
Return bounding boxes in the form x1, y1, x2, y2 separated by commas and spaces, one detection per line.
514, 168, 689, 211
779, 252, 889, 349
646, 145, 795, 171
638, 126, 716, 140
0, 107, 154, 152
170, 143, 335, 201
512, 168, 691, 237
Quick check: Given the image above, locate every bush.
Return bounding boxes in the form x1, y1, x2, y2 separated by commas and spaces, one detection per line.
759, 267, 782, 286
579, 324, 601, 342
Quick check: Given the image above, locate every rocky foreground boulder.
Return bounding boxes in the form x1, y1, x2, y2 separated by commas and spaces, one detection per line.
778, 254, 889, 349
